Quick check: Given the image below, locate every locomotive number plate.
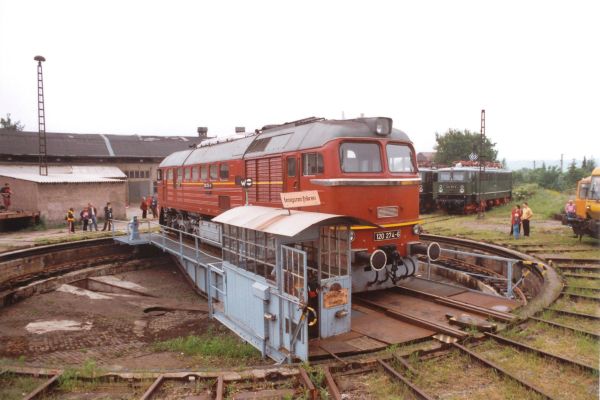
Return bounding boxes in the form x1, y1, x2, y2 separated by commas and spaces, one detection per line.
374, 230, 400, 241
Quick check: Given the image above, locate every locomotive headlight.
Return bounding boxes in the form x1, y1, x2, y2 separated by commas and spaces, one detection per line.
459, 185, 465, 194
438, 185, 443, 193
375, 117, 392, 136
412, 224, 422, 235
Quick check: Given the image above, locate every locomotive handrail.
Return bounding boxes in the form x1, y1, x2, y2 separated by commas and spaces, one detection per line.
432, 247, 519, 298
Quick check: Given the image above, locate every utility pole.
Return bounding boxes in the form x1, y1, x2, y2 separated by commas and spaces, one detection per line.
560, 154, 564, 172
34, 55, 48, 176
477, 109, 486, 219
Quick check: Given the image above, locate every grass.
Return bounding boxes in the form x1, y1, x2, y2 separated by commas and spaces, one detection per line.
501, 322, 599, 366
422, 186, 600, 259
409, 349, 544, 400
474, 340, 598, 400
0, 373, 46, 400
152, 329, 261, 365
539, 309, 600, 334
553, 296, 600, 316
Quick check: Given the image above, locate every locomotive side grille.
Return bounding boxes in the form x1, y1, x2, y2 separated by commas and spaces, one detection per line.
377, 206, 398, 218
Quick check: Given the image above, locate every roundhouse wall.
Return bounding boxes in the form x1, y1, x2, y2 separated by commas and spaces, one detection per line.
37, 182, 126, 224
0, 176, 126, 225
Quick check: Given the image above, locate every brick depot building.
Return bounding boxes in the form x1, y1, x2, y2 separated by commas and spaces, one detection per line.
0, 130, 202, 202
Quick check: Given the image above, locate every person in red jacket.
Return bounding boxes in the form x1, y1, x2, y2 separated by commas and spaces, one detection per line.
140, 197, 148, 219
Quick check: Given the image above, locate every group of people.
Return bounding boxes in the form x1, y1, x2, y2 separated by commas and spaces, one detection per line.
66, 202, 113, 234
510, 202, 533, 239
139, 195, 158, 219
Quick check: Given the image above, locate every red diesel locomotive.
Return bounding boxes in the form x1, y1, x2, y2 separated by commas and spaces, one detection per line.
157, 117, 435, 292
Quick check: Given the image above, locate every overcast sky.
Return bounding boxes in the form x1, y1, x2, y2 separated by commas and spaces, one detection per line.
1, 0, 598, 162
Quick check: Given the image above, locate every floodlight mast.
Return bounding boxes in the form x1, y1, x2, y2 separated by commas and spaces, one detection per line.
34, 55, 48, 176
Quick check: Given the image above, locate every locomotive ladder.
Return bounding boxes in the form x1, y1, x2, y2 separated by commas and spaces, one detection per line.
35, 56, 48, 176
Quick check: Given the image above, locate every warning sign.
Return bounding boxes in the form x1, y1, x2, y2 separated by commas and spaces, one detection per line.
280, 191, 321, 208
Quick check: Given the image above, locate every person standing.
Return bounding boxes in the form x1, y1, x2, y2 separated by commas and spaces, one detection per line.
511, 205, 521, 239
150, 195, 158, 219
88, 202, 99, 231
102, 202, 113, 231
1, 183, 12, 210
521, 202, 533, 237
140, 197, 148, 219
66, 208, 76, 233
565, 200, 576, 218
80, 207, 90, 231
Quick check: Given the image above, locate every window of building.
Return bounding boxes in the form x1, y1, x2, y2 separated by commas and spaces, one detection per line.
386, 144, 415, 173
210, 164, 218, 180
220, 163, 229, 180
157, 169, 163, 181
340, 142, 382, 173
302, 153, 324, 175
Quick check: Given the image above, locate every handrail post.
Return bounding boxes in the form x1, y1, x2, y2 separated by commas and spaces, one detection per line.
207, 263, 213, 318
507, 261, 513, 298
195, 236, 199, 263
179, 230, 183, 257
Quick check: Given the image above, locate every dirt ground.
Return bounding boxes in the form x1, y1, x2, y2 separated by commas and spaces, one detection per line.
0, 258, 227, 371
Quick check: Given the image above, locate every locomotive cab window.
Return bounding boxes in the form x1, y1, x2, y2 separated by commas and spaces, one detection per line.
210, 165, 218, 180
167, 169, 173, 181
302, 153, 324, 175
192, 166, 199, 181
177, 168, 183, 182
184, 167, 191, 181
340, 142, 382, 173
201, 165, 208, 180
220, 163, 229, 180
386, 144, 415, 173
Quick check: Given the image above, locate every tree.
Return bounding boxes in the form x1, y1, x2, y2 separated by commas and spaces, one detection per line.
433, 129, 498, 165
0, 113, 24, 131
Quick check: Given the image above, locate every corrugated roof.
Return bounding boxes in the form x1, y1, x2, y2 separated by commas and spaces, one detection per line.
0, 165, 126, 183
0, 130, 202, 158
212, 205, 375, 237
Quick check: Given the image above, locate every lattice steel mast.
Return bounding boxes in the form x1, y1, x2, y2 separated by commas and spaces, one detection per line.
34, 55, 47, 176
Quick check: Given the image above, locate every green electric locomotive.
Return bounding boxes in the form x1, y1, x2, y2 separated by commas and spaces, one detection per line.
433, 164, 512, 213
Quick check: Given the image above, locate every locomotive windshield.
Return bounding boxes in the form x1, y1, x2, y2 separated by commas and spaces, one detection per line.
591, 176, 600, 200
386, 144, 415, 172
339, 142, 382, 173
439, 171, 468, 181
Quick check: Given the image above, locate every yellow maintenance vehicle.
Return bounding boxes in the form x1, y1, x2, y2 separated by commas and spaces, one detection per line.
564, 167, 600, 239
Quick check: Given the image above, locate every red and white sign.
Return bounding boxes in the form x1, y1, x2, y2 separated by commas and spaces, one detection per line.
280, 191, 321, 208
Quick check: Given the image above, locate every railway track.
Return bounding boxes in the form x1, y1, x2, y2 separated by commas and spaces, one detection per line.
1, 235, 598, 399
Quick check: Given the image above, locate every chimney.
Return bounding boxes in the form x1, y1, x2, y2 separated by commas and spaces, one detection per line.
235, 127, 245, 134
197, 127, 208, 140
